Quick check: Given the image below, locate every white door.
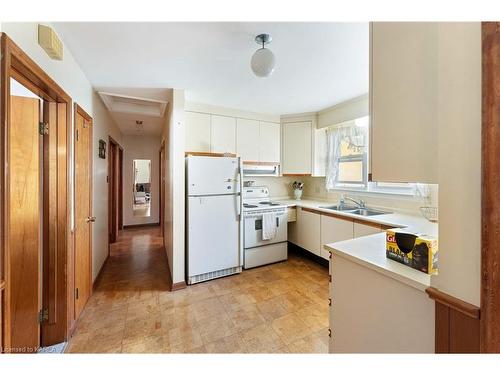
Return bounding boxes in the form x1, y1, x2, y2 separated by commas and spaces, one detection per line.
320, 215, 354, 260
353, 222, 382, 237
185, 111, 211, 152
186, 156, 240, 196
236, 118, 260, 162
187, 195, 240, 277
297, 208, 321, 256
259, 121, 281, 163
211, 115, 236, 154
282, 121, 312, 175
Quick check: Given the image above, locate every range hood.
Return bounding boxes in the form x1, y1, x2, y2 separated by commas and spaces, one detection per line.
242, 163, 280, 177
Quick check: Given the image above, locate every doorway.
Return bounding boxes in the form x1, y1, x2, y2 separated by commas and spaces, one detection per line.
108, 137, 123, 244
132, 159, 152, 218
1, 33, 71, 352
73, 105, 93, 320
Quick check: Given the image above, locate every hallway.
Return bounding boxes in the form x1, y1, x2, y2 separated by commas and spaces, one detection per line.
67, 227, 329, 353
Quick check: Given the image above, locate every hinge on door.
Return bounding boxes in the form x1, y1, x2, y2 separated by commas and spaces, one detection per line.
39, 122, 49, 135
38, 309, 49, 323
75, 288, 79, 300
76, 129, 79, 141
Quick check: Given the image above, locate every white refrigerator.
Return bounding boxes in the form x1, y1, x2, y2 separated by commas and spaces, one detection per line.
186, 156, 243, 284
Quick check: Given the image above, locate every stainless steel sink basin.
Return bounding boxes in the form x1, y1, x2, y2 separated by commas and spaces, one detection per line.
350, 208, 391, 216
320, 205, 391, 216
320, 205, 358, 212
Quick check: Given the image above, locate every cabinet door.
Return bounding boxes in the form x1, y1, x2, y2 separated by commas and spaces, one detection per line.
259, 121, 281, 163
353, 222, 382, 238
185, 111, 211, 152
370, 22, 438, 183
297, 208, 321, 256
282, 121, 312, 175
211, 115, 236, 154
236, 118, 260, 162
320, 215, 354, 260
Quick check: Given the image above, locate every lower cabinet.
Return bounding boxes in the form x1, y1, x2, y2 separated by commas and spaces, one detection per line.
288, 207, 388, 260
353, 221, 384, 237
296, 208, 321, 256
320, 214, 354, 260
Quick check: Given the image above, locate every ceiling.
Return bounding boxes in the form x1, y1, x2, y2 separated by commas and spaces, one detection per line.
53, 22, 369, 116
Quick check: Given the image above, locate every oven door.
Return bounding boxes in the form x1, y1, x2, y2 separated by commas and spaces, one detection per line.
244, 211, 288, 249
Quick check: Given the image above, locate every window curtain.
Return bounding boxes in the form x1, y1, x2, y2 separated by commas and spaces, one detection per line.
325, 124, 367, 189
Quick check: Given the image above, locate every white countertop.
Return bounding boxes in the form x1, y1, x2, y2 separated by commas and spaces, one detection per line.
275, 197, 437, 291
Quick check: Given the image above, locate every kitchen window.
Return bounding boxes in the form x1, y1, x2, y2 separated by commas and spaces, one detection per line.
325, 116, 415, 195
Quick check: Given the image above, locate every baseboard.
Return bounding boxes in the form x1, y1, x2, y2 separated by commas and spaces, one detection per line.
288, 242, 329, 268
92, 254, 109, 292
171, 281, 187, 291
123, 222, 160, 229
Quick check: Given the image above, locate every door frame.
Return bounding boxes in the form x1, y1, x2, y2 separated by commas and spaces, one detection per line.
481, 22, 500, 353
108, 136, 122, 245
73, 104, 93, 320
0, 33, 72, 350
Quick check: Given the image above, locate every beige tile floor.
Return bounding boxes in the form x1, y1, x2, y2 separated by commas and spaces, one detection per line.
66, 227, 330, 353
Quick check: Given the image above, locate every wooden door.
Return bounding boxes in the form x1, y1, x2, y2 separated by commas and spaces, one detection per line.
74, 110, 93, 319
159, 143, 165, 238
108, 140, 119, 243
9, 96, 41, 352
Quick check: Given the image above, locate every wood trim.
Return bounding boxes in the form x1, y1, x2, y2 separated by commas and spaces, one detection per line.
481, 22, 500, 353
74, 103, 91, 122
123, 223, 160, 229
171, 281, 187, 292
353, 217, 385, 229
185, 151, 236, 158
1, 33, 72, 350
283, 173, 311, 177
426, 287, 480, 320
0, 281, 5, 290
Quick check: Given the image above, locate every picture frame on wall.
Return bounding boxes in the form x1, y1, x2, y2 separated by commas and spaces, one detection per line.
99, 139, 106, 159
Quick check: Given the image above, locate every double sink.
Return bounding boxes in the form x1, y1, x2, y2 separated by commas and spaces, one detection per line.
320, 205, 392, 217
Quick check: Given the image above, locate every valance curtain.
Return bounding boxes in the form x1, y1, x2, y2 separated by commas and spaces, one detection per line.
325, 124, 367, 189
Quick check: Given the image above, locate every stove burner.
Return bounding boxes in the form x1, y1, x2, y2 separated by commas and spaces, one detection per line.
243, 203, 258, 208
259, 201, 281, 206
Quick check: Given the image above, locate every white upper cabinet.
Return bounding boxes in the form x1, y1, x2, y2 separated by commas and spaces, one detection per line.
185, 111, 211, 152
259, 121, 281, 163
210, 115, 236, 154
236, 118, 260, 162
282, 121, 312, 175
370, 22, 438, 183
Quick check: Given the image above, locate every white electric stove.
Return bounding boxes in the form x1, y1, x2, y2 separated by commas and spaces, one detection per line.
242, 186, 288, 268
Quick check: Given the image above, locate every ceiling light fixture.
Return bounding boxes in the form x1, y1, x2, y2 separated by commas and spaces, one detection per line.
251, 34, 276, 78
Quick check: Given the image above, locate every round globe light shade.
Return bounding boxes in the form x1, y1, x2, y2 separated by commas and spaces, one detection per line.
251, 48, 276, 77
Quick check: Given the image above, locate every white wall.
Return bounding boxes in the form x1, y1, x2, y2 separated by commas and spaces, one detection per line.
432, 23, 481, 306
162, 89, 186, 285
122, 135, 160, 226
2, 22, 124, 281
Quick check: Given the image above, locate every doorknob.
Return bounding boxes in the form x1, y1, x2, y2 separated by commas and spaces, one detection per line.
86, 216, 96, 223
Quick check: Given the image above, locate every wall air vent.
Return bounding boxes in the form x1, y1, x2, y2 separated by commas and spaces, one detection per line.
98, 92, 168, 118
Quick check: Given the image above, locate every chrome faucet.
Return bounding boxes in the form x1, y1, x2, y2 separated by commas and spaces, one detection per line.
340, 194, 365, 209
